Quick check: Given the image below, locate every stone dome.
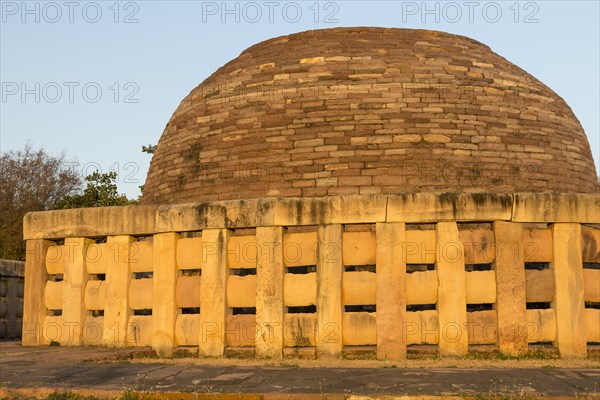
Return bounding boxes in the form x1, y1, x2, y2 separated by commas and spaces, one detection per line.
142, 27, 598, 205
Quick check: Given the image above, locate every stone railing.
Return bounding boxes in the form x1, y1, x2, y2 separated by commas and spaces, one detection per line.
22, 193, 599, 359
0, 259, 25, 339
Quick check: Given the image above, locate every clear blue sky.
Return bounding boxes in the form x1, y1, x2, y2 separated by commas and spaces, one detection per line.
2, 0, 599, 197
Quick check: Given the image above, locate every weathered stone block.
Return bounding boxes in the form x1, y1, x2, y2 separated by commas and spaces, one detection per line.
175, 314, 200, 346
467, 310, 497, 345
228, 236, 257, 269
199, 229, 231, 357
436, 222, 468, 356
275, 195, 387, 226
227, 314, 256, 347
342, 232, 376, 266
62, 237, 94, 346
459, 228, 495, 264
513, 193, 600, 223
85, 243, 109, 275
526, 309, 557, 343
127, 315, 152, 346
388, 193, 513, 222
42, 315, 64, 345
551, 223, 586, 358
584, 309, 600, 343
45, 245, 65, 275
84, 280, 106, 311
525, 269, 555, 303
316, 224, 343, 359
130, 240, 153, 273
342, 312, 376, 345
283, 273, 316, 306
175, 275, 201, 308
23, 205, 159, 240
523, 228, 553, 262
156, 199, 276, 232
284, 313, 317, 347
376, 222, 407, 360
283, 232, 317, 267
406, 270, 438, 305
44, 281, 63, 311
176, 237, 203, 270
129, 278, 153, 310
582, 227, 600, 262
494, 221, 527, 356
405, 310, 438, 345
227, 275, 257, 308
255, 226, 285, 359
465, 271, 496, 305
82, 316, 104, 346
583, 269, 600, 303
103, 235, 136, 347
404, 230, 436, 264
342, 271, 376, 306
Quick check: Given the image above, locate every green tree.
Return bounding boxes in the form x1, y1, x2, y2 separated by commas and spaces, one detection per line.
139, 144, 157, 195
0, 144, 81, 260
142, 144, 157, 154
55, 171, 135, 209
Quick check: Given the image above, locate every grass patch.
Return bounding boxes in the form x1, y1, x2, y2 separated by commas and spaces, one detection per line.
472, 395, 541, 400
280, 362, 299, 368
464, 348, 560, 361
116, 391, 142, 400
264, 362, 299, 368
497, 349, 560, 361
1, 391, 145, 400
47, 392, 98, 400
44, 392, 99, 400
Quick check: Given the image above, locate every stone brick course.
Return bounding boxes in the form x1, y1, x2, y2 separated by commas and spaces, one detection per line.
142, 27, 598, 204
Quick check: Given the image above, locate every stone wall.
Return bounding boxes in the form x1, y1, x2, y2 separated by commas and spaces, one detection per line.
0, 259, 24, 340
142, 28, 599, 205
22, 193, 600, 359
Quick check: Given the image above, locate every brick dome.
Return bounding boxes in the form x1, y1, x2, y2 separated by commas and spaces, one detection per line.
142, 27, 598, 204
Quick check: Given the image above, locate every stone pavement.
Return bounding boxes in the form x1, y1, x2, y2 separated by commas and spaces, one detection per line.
0, 342, 599, 398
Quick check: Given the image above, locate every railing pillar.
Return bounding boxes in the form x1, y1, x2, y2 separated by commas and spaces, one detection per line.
255, 226, 285, 359
552, 223, 586, 358
199, 229, 232, 357
22, 239, 53, 345
436, 222, 468, 356
62, 237, 94, 345
376, 222, 407, 360
493, 221, 527, 356
103, 235, 135, 347
152, 232, 180, 357
316, 224, 343, 359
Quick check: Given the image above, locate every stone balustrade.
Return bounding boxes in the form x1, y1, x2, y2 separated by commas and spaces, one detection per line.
0, 259, 25, 340
22, 193, 600, 359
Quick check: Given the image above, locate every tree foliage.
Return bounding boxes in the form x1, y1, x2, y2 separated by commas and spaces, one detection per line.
139, 143, 157, 194
1, 144, 140, 260
0, 144, 81, 260
55, 171, 134, 209
142, 144, 157, 154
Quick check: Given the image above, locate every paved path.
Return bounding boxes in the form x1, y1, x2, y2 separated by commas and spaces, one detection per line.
1, 342, 599, 398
